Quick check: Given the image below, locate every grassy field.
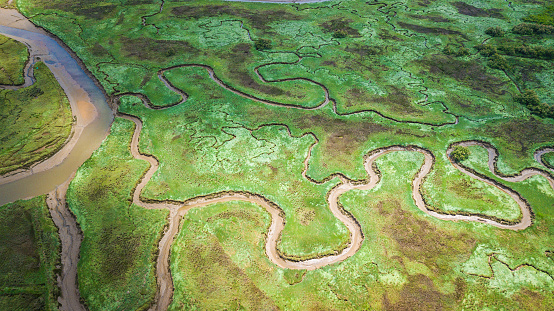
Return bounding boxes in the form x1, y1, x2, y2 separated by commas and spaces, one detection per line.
6, 0, 554, 309
169, 201, 277, 310
0, 61, 73, 175
66, 118, 167, 311
0, 196, 60, 311
0, 34, 28, 85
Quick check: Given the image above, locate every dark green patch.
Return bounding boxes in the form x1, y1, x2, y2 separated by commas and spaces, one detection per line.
98, 226, 141, 282
452, 2, 504, 19
409, 14, 452, 23
345, 44, 384, 58
419, 55, 508, 95
320, 17, 361, 37
397, 22, 468, 40
486, 119, 554, 157
171, 229, 278, 310
523, 5, 554, 25
379, 201, 475, 267
283, 269, 306, 285
450, 146, 471, 163
171, 4, 301, 30
121, 37, 198, 61
46, 1, 118, 20
89, 43, 109, 58
0, 197, 60, 310
0, 35, 28, 85
383, 274, 457, 310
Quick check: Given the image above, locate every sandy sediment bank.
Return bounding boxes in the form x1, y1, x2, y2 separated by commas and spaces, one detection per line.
1, 8, 112, 311
534, 148, 554, 173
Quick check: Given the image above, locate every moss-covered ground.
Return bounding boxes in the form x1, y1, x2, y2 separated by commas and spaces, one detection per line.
0, 196, 60, 311
0, 34, 28, 85
4, 0, 554, 309
0, 61, 73, 175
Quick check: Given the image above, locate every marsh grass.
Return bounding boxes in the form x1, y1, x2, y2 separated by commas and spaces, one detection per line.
170, 201, 278, 310
0, 34, 28, 85
542, 152, 554, 170
170, 151, 553, 309
119, 89, 350, 259
0, 196, 60, 311
422, 151, 522, 222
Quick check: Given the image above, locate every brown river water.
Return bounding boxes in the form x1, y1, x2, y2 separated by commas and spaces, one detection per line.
0, 9, 112, 311
0, 8, 113, 206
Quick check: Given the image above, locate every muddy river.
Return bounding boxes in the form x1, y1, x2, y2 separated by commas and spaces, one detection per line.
0, 9, 113, 206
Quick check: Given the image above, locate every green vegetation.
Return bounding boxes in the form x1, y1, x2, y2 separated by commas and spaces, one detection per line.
485, 26, 505, 37
443, 45, 470, 57
487, 53, 510, 71
332, 29, 348, 38
513, 23, 554, 35
424, 149, 522, 222
118, 88, 349, 260
254, 38, 272, 51
523, 6, 554, 26
542, 152, 554, 170
515, 89, 554, 119
169, 152, 554, 309
67, 118, 167, 310
0, 196, 60, 311
170, 201, 278, 310
492, 43, 554, 60
0, 34, 28, 85
450, 146, 470, 162
0, 62, 73, 175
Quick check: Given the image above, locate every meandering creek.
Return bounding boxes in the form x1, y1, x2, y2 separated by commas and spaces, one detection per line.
2, 6, 554, 311
121, 109, 553, 310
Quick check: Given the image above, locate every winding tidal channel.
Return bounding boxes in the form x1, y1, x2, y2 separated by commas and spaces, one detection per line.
119, 71, 554, 309
2, 6, 554, 311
